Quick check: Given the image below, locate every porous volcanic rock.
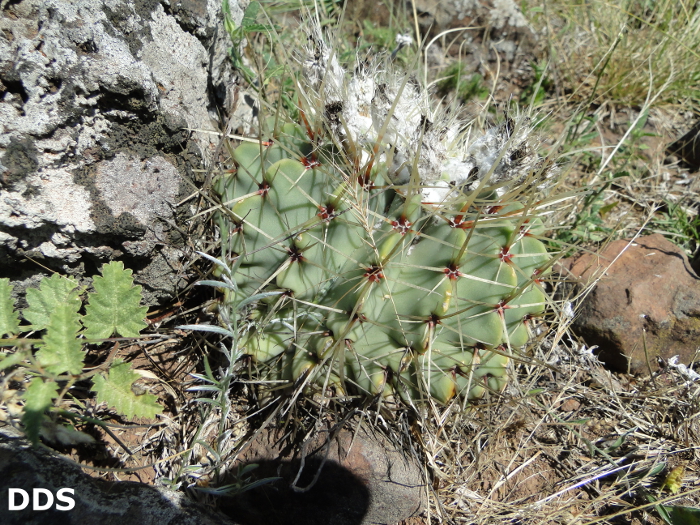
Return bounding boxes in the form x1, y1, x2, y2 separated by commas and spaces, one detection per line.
0, 423, 237, 525
221, 425, 426, 525
0, 0, 247, 305
564, 234, 700, 373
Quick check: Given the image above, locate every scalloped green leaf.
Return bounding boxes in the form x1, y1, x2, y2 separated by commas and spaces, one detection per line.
0, 278, 20, 337
22, 377, 58, 445
24, 274, 80, 331
83, 262, 148, 339
91, 359, 162, 419
36, 303, 84, 375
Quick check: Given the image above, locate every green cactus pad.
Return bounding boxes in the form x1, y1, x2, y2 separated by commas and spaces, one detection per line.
213, 116, 552, 404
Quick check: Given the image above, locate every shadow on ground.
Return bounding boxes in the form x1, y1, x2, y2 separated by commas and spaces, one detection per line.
218, 458, 370, 525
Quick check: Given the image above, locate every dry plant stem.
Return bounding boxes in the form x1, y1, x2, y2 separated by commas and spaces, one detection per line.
591, 68, 672, 186
290, 408, 357, 493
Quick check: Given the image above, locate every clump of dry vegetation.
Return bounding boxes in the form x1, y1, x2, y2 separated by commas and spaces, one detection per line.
195, 2, 700, 524
173, 2, 700, 523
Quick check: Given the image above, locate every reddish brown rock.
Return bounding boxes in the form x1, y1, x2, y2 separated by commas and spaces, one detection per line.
564, 234, 700, 374
220, 424, 426, 525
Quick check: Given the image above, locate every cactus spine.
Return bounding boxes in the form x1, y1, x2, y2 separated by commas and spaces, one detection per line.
213, 24, 557, 404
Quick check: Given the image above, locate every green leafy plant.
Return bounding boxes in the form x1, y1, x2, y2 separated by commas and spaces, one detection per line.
554, 190, 618, 248
438, 62, 490, 102
648, 201, 700, 256
356, 20, 403, 58
0, 262, 159, 445
223, 0, 280, 86
167, 253, 281, 493
520, 60, 554, 107
657, 505, 700, 525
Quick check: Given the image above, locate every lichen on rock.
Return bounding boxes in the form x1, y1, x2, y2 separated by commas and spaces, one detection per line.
0, 0, 247, 304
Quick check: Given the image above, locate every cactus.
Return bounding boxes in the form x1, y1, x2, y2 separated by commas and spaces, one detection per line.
212, 26, 557, 404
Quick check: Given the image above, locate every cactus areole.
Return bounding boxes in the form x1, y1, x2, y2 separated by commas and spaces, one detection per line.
213, 27, 557, 404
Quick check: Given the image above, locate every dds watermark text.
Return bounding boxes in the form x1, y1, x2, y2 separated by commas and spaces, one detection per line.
7, 488, 75, 511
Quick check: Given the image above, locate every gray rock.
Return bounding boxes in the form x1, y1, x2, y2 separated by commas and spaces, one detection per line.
0, 423, 236, 525
0, 421, 424, 525
223, 425, 426, 525
0, 0, 247, 305
411, 0, 538, 91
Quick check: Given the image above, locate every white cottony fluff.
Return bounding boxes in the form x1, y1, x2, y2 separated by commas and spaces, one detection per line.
302, 24, 345, 102
667, 355, 700, 383
299, 22, 549, 203
395, 32, 413, 48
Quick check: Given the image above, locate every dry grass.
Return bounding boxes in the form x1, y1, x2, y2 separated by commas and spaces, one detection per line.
419, 322, 700, 524
523, 0, 700, 113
